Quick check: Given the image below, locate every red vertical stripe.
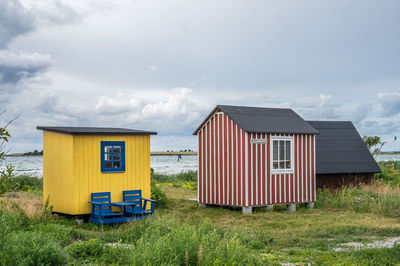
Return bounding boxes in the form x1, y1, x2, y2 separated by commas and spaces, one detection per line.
223, 116, 227, 205
206, 122, 210, 203
311, 135, 315, 201
219, 115, 223, 205
211, 117, 215, 204
199, 130, 202, 203
248, 134, 251, 206
267, 134, 270, 205
233, 124, 237, 205
228, 118, 232, 205
262, 134, 266, 205
238, 127, 242, 206
302, 135, 306, 202
307, 135, 311, 201
252, 134, 256, 206
202, 128, 206, 203
241, 130, 245, 205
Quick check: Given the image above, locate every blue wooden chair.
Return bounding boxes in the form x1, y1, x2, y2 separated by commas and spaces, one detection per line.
89, 192, 123, 225
123, 190, 156, 217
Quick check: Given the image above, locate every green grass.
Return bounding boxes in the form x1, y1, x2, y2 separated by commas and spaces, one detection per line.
1, 168, 400, 265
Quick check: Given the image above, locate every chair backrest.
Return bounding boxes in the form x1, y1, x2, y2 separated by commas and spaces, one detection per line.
91, 192, 112, 212
123, 190, 142, 207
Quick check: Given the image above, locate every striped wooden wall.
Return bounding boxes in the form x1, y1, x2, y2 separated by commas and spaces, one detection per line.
198, 111, 316, 207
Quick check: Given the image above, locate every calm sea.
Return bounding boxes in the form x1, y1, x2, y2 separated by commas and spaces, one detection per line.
1, 155, 198, 177
1, 154, 399, 178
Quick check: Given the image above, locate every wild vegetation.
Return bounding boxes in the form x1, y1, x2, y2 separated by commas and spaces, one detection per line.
0, 164, 400, 265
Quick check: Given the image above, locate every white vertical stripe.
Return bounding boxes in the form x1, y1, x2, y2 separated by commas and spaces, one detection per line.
309, 135, 312, 202
300, 135, 303, 202
250, 133, 253, 206
261, 134, 263, 205
269, 135, 272, 204
227, 118, 230, 205
245, 132, 248, 206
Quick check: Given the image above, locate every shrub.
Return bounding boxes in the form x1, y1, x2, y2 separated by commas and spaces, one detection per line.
1, 231, 67, 266
0, 175, 42, 195
151, 169, 198, 183
151, 185, 168, 208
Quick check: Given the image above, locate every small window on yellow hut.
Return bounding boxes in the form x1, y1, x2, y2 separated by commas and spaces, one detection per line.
101, 141, 125, 172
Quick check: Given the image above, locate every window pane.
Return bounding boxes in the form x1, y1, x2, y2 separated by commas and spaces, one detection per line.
285, 140, 291, 161
113, 146, 121, 153
286, 161, 291, 169
113, 153, 121, 161
105, 161, 112, 168
279, 161, 285, 169
273, 141, 278, 160
113, 161, 121, 168
104, 146, 113, 153
279, 141, 285, 160
104, 154, 112, 161
273, 162, 279, 169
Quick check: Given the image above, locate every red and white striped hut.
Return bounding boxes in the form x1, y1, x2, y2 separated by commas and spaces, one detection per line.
193, 105, 319, 214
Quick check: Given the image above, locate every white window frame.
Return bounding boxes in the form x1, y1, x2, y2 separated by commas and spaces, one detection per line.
270, 136, 294, 174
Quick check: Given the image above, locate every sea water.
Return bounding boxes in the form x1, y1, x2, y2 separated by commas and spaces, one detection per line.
1, 155, 198, 177
1, 154, 399, 178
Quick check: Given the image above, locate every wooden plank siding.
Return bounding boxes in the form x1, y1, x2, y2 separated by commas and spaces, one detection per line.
198, 111, 316, 207
43, 132, 151, 215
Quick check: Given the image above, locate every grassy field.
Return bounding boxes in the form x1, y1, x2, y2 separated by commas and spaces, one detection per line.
0, 163, 400, 265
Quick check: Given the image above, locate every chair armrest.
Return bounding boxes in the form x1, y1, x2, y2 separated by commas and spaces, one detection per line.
142, 198, 156, 203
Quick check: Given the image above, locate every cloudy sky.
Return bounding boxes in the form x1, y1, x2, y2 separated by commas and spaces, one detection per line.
1, 0, 399, 152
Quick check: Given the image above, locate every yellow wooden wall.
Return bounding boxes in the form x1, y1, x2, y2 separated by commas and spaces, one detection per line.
43, 132, 151, 215
43, 131, 74, 214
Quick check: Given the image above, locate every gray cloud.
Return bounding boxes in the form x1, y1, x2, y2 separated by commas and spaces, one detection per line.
352, 104, 373, 125
0, 51, 51, 84
378, 92, 400, 117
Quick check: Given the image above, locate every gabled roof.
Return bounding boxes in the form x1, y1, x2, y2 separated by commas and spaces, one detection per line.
37, 126, 157, 135
193, 105, 318, 135
307, 121, 381, 174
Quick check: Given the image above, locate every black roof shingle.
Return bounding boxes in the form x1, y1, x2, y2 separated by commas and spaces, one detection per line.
193, 105, 318, 135
37, 126, 157, 135
307, 121, 381, 174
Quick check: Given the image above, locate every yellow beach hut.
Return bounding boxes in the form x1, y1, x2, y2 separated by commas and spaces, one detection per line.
37, 126, 157, 215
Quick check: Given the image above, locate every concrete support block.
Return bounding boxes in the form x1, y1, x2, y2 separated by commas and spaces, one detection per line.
198, 203, 207, 208
75, 218, 84, 225
305, 202, 315, 209
264, 205, 274, 211
242, 206, 253, 214
287, 204, 296, 212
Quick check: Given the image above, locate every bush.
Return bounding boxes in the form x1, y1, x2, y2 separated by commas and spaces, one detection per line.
1, 231, 67, 266
0, 175, 42, 195
375, 161, 400, 186
151, 185, 168, 208
151, 169, 197, 183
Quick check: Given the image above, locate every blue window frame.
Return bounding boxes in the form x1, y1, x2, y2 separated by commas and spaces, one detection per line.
101, 141, 125, 173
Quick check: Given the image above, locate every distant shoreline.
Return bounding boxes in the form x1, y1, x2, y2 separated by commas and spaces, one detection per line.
6, 151, 198, 157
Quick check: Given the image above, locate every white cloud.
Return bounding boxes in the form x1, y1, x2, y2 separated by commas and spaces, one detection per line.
147, 65, 158, 71
292, 94, 340, 119
352, 104, 373, 125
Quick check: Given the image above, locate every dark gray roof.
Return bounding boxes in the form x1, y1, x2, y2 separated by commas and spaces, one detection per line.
37, 126, 157, 135
307, 121, 380, 174
193, 105, 318, 135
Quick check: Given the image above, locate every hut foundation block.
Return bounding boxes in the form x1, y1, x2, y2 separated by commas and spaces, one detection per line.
198, 203, 207, 208
287, 204, 296, 212
305, 202, 315, 209
242, 206, 253, 214
265, 205, 274, 211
